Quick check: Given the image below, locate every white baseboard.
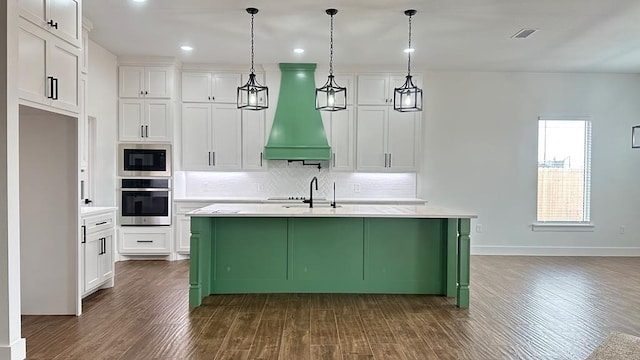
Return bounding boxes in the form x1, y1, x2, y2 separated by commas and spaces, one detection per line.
0, 338, 26, 360
471, 245, 640, 256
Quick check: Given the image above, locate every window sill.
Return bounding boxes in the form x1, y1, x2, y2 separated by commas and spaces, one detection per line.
531, 223, 595, 232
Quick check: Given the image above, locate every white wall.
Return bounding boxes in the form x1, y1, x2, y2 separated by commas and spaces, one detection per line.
418, 71, 640, 255
87, 40, 117, 206
19, 106, 78, 315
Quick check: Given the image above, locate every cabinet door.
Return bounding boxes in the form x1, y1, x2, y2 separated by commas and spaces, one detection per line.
19, 0, 47, 27
83, 233, 100, 292
212, 73, 241, 103
49, 0, 80, 47
182, 103, 213, 170
330, 106, 355, 171
48, 39, 79, 113
18, 22, 48, 105
211, 104, 242, 170
387, 111, 419, 172
119, 100, 144, 142
99, 233, 114, 281
242, 109, 266, 170
145, 100, 171, 142
119, 66, 144, 98
356, 106, 387, 171
182, 72, 211, 102
357, 75, 389, 105
145, 67, 172, 98
176, 216, 191, 253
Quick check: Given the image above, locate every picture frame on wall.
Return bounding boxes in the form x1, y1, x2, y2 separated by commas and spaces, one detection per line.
633, 125, 640, 148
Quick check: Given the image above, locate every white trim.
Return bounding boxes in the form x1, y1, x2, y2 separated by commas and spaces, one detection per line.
531, 223, 595, 232
538, 115, 592, 121
0, 338, 26, 360
471, 245, 640, 257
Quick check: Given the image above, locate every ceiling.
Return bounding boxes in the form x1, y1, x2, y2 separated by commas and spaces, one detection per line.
84, 0, 640, 73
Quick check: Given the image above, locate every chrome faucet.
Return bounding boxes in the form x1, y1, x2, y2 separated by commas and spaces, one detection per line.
308, 176, 318, 208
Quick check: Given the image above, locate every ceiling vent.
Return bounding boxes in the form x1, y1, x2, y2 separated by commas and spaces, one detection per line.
511, 28, 538, 39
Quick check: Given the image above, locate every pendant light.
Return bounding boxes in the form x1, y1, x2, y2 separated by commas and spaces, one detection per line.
316, 8, 347, 112
394, 9, 422, 112
237, 7, 269, 110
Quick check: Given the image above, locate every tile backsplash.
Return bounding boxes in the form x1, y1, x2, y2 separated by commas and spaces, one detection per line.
174, 161, 416, 199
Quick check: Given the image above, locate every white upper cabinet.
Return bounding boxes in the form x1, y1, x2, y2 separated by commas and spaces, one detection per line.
242, 109, 266, 170
357, 74, 390, 105
18, 19, 79, 114
356, 105, 419, 172
119, 66, 173, 99
181, 72, 241, 103
329, 105, 355, 171
181, 103, 242, 171
19, 0, 81, 47
119, 99, 171, 142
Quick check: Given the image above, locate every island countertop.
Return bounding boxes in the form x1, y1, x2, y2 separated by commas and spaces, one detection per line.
187, 203, 477, 219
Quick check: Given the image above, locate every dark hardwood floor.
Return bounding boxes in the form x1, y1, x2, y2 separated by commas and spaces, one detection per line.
22, 256, 640, 359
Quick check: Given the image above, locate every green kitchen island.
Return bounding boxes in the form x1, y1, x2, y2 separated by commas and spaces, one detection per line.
187, 204, 477, 308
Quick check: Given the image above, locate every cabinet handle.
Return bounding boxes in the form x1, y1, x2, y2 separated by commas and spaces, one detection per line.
145, 125, 149, 138
81, 225, 86, 244
141, 125, 144, 138
96, 221, 107, 226
140, 90, 144, 95
388, 153, 392, 167
212, 96, 215, 101
212, 152, 216, 166
384, 153, 388, 167
47, 19, 58, 29
102, 238, 105, 255
52, 78, 58, 100
47, 76, 54, 99
333, 152, 336, 167
208, 151, 211, 166
208, 96, 211, 101
260, 152, 263, 167
145, 91, 148, 95
136, 240, 153, 243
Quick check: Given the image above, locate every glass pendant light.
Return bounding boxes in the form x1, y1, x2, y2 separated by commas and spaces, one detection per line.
394, 9, 423, 112
237, 7, 268, 110
316, 8, 346, 112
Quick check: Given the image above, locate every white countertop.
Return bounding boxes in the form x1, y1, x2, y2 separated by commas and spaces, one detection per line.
188, 203, 476, 219
174, 197, 427, 205
80, 206, 117, 216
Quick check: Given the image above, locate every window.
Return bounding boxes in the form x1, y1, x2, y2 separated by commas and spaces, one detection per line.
537, 117, 592, 223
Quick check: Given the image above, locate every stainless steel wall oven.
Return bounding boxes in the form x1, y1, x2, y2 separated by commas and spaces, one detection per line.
118, 144, 172, 177
118, 178, 171, 226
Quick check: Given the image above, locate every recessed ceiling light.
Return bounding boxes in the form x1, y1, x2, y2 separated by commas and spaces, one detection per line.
181, 45, 194, 51
293, 48, 305, 54
404, 48, 415, 53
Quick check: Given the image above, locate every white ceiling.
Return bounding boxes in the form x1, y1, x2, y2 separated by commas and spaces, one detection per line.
84, 0, 640, 73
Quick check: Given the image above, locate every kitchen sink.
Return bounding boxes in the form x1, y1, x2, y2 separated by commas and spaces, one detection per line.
282, 204, 341, 208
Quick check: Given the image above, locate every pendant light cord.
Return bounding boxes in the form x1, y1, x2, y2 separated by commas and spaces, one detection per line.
250, 12, 255, 74
329, 13, 334, 76
407, 13, 412, 76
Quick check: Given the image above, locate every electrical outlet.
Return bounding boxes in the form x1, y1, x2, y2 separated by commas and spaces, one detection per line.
353, 183, 361, 193
476, 224, 483, 233
620, 225, 625, 234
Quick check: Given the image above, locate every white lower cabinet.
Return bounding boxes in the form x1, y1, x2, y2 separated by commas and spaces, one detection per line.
81, 209, 116, 297
173, 202, 204, 254
119, 226, 171, 255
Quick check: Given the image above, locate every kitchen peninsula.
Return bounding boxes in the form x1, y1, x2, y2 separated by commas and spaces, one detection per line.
188, 203, 476, 308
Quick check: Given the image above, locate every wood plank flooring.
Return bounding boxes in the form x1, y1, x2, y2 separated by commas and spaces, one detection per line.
22, 256, 640, 359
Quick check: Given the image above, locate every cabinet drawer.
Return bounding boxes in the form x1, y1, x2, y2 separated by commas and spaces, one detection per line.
83, 213, 115, 234
119, 227, 171, 254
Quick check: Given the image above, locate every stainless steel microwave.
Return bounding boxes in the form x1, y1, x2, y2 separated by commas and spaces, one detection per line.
118, 144, 172, 177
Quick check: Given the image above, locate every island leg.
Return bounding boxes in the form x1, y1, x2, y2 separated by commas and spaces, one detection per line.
189, 217, 203, 307
456, 218, 471, 308
445, 218, 457, 297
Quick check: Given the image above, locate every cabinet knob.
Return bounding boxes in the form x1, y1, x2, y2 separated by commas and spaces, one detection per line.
145, 91, 148, 95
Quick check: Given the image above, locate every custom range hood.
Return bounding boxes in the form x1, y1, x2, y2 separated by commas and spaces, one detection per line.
264, 63, 331, 160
